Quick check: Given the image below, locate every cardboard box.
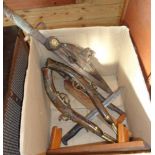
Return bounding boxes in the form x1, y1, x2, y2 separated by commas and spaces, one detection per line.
20, 26, 151, 155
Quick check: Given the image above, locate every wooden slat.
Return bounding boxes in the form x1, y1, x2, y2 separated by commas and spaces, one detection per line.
121, 0, 151, 83
118, 123, 129, 143
5, 17, 120, 29
37, 153, 46, 155
111, 115, 132, 137
124, 127, 129, 142
112, 114, 126, 125
4, 0, 76, 10
116, 113, 126, 125
120, 0, 130, 23
47, 140, 149, 154
4, 0, 124, 28
4, 5, 122, 25
76, 0, 124, 4
48, 126, 62, 150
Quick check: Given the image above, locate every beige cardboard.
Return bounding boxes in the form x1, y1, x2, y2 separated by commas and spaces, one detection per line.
20, 26, 151, 155
117, 29, 151, 145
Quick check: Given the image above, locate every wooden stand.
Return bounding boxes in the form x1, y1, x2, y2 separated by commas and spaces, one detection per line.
118, 123, 129, 143
47, 140, 150, 154
48, 126, 62, 150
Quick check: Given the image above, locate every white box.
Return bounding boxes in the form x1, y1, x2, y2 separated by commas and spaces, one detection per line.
20, 26, 151, 155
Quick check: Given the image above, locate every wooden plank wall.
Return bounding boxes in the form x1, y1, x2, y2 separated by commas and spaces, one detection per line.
4, 0, 76, 10
121, 0, 151, 90
4, 0, 125, 28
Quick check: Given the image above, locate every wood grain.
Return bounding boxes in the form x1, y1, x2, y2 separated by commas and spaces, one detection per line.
118, 123, 129, 143
48, 126, 62, 150
4, 0, 76, 10
121, 0, 151, 81
47, 140, 149, 154
4, 0, 124, 28
120, 0, 130, 23
76, 0, 124, 4
116, 113, 126, 125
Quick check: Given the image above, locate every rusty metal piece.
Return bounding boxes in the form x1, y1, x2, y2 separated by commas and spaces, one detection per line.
42, 67, 116, 143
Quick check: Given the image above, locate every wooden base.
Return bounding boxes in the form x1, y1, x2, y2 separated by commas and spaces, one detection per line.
47, 140, 150, 154
48, 126, 62, 150
118, 123, 129, 143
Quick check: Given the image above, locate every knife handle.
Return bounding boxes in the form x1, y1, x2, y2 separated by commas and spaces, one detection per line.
61, 124, 83, 145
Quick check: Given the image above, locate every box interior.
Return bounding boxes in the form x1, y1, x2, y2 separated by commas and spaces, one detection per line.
20, 26, 151, 155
